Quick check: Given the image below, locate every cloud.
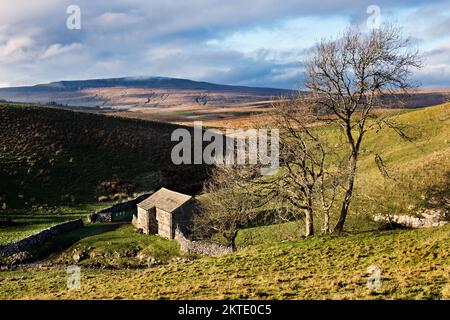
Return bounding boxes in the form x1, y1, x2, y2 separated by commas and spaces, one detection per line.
415, 43, 450, 87
0, 0, 449, 88
0, 35, 34, 62
40, 43, 82, 59
94, 12, 145, 31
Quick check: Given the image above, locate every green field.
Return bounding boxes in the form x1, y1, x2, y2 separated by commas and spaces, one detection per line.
350, 104, 449, 219
0, 203, 113, 245
0, 224, 448, 299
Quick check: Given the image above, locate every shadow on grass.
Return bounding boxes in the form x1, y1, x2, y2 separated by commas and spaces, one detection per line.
422, 170, 450, 219
31, 223, 123, 262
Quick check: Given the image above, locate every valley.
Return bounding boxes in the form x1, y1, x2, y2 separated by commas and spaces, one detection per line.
0, 101, 448, 299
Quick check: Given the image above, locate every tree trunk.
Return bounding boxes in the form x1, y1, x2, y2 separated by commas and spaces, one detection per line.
305, 207, 314, 237
230, 233, 238, 252
334, 153, 357, 234
322, 210, 331, 234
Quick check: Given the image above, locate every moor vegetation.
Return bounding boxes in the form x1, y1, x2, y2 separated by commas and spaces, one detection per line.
0, 103, 208, 209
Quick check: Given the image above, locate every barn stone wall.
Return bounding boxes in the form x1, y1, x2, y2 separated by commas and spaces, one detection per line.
137, 207, 149, 233
172, 200, 196, 236
137, 207, 158, 234
156, 208, 172, 239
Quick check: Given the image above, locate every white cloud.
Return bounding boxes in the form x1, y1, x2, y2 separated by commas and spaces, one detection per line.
40, 43, 82, 59
94, 12, 145, 30
0, 35, 34, 62
0, 0, 64, 25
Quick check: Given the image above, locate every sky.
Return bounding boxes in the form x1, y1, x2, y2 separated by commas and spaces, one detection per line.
0, 0, 450, 89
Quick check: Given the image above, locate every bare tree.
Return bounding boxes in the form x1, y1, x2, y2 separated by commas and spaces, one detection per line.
193, 164, 259, 251
319, 166, 341, 234
264, 94, 341, 236
305, 25, 422, 233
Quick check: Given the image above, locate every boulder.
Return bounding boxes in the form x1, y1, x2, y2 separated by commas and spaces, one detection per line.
73, 251, 88, 263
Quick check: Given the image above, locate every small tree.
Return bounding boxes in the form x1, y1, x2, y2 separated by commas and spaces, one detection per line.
305, 25, 422, 233
319, 165, 341, 234
194, 165, 258, 251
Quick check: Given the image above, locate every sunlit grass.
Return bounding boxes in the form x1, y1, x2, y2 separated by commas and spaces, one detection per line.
0, 224, 448, 300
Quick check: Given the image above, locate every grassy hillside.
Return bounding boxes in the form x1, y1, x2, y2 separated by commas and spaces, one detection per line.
51, 224, 181, 268
0, 104, 448, 299
0, 103, 210, 244
220, 104, 449, 241
0, 103, 208, 209
0, 103, 447, 245
350, 104, 449, 220
0, 224, 448, 299
270, 104, 449, 234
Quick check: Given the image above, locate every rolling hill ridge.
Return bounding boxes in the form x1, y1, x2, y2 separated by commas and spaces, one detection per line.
1, 77, 448, 125
0, 77, 291, 111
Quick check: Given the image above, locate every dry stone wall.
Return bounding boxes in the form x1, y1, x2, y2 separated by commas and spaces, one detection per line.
0, 219, 83, 258
89, 193, 151, 223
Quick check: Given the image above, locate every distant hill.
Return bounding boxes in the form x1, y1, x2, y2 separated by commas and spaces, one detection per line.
0, 103, 209, 209
0, 76, 291, 92
0, 77, 448, 124
0, 77, 291, 111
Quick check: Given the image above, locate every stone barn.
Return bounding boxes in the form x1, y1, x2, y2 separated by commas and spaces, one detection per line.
135, 188, 195, 239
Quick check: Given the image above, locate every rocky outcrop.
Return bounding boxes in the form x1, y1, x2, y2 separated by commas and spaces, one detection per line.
374, 209, 448, 228
131, 214, 139, 229
174, 228, 233, 256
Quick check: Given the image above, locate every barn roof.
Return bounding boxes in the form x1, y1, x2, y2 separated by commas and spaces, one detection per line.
137, 187, 192, 212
